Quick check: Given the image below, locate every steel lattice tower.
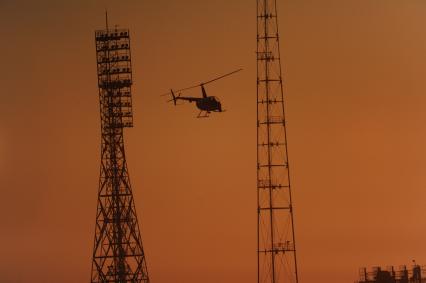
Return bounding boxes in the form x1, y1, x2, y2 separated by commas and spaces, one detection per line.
91, 19, 150, 283
257, 1, 299, 283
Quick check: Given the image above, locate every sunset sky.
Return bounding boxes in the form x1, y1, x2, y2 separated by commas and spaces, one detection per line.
1, 0, 426, 282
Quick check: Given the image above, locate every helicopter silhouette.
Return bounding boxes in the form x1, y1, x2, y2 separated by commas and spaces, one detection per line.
163, 68, 242, 118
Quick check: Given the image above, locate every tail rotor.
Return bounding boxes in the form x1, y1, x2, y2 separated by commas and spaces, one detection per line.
171, 89, 177, 105
162, 89, 181, 105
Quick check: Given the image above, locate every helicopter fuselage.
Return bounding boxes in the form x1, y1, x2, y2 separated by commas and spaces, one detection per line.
195, 96, 222, 112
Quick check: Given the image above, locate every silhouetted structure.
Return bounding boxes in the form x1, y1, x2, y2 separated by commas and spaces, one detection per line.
90, 16, 150, 283
256, 0, 299, 282
164, 69, 242, 118
357, 265, 425, 283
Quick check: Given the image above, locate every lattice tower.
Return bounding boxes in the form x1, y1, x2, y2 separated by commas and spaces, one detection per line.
91, 20, 150, 283
257, 1, 299, 282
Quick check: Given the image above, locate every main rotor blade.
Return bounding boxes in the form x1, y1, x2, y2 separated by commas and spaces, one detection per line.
174, 83, 200, 93
202, 68, 243, 85
170, 68, 243, 94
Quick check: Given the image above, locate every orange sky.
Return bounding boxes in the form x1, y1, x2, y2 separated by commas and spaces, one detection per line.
1, 0, 426, 282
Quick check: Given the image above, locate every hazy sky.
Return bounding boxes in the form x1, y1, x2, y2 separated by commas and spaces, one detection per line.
1, 0, 426, 282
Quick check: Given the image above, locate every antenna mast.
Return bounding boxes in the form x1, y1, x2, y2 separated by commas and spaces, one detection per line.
105, 10, 109, 31
256, 0, 299, 282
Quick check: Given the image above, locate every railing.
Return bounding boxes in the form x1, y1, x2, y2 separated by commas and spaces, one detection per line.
95, 29, 130, 41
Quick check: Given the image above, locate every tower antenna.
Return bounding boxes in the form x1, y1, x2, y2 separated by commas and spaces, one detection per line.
256, 0, 299, 282
105, 10, 109, 32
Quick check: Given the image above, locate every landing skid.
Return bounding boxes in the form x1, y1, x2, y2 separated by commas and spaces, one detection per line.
197, 111, 210, 118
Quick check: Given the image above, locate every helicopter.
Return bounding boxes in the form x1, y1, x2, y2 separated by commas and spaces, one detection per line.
163, 68, 242, 118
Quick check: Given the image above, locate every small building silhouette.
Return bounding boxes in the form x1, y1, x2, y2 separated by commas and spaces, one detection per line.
357, 264, 424, 283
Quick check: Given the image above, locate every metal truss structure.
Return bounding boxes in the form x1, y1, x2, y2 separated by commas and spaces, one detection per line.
91, 20, 150, 283
256, 0, 299, 282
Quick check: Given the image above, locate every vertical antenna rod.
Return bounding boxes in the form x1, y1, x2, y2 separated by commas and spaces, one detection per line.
91, 19, 150, 283
256, 0, 299, 282
105, 10, 109, 32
